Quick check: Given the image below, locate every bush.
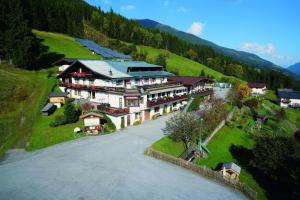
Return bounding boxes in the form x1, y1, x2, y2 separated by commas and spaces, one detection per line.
50, 115, 67, 127
133, 118, 142, 126
244, 98, 259, 109
121, 117, 125, 128
64, 99, 79, 123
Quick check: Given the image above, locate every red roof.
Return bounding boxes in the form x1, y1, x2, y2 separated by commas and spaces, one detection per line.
168, 76, 214, 86
248, 83, 267, 89
80, 112, 103, 119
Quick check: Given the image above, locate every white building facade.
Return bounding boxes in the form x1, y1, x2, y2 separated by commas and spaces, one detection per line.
57, 59, 213, 129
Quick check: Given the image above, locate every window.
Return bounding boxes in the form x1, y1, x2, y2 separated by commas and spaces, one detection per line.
92, 91, 95, 99
158, 93, 161, 97
154, 107, 160, 113
144, 78, 149, 84
89, 79, 94, 85
152, 94, 155, 99
75, 78, 79, 84
116, 80, 123, 86
78, 90, 81, 96
140, 97, 144, 104
125, 99, 139, 107
119, 97, 123, 108
74, 90, 78, 95
135, 79, 139, 85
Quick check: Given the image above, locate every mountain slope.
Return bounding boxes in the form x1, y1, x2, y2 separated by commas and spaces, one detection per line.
287, 62, 300, 76
138, 19, 275, 68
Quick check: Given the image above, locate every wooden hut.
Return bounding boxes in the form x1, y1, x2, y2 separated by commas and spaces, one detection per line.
221, 162, 241, 181
80, 112, 104, 134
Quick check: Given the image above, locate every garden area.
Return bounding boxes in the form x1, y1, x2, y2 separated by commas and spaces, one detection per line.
151, 84, 300, 200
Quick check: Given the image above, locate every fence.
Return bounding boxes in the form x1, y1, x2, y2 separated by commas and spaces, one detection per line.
147, 147, 257, 200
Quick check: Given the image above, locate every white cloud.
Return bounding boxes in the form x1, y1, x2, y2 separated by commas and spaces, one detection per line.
177, 7, 188, 13
120, 5, 135, 11
241, 42, 275, 55
103, 0, 110, 5
240, 42, 293, 64
187, 22, 205, 36
163, 1, 169, 6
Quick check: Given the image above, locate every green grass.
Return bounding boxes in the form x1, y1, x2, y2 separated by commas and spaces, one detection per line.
151, 136, 185, 157
138, 45, 245, 83
27, 107, 83, 151
34, 30, 101, 59
263, 99, 300, 129
0, 65, 57, 157
196, 125, 266, 200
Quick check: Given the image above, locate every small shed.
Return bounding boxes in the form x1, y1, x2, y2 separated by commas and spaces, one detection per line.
80, 112, 104, 135
49, 92, 68, 108
41, 103, 56, 116
221, 162, 241, 181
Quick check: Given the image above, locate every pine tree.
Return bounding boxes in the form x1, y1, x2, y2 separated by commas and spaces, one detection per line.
64, 99, 79, 123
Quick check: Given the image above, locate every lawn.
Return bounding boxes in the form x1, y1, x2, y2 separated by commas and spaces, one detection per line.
138, 45, 245, 83
34, 30, 101, 59
263, 99, 300, 129
151, 136, 185, 157
27, 107, 83, 151
196, 125, 267, 200
0, 65, 56, 157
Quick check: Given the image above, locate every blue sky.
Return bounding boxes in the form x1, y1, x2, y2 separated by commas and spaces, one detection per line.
86, 0, 300, 67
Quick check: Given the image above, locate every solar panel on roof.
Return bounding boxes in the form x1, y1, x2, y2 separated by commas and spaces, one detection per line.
75, 37, 132, 59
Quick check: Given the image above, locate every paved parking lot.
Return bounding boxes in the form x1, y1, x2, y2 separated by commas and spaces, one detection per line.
0, 115, 245, 200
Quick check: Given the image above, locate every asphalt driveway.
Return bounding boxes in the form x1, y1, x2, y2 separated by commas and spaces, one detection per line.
0, 115, 246, 200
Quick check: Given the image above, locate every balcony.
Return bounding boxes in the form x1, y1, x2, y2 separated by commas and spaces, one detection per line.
60, 82, 126, 93
97, 104, 129, 116
191, 88, 213, 97
147, 95, 188, 107
70, 72, 93, 78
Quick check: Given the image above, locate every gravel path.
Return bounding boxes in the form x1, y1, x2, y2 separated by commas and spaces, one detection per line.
0, 115, 246, 200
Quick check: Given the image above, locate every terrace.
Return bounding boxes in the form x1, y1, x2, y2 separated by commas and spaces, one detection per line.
96, 104, 129, 116
191, 88, 214, 97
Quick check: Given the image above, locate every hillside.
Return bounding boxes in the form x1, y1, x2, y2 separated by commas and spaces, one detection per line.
137, 45, 243, 83
35, 29, 243, 83
287, 62, 300, 76
138, 19, 275, 68
0, 31, 103, 157
34, 30, 100, 59
0, 65, 56, 157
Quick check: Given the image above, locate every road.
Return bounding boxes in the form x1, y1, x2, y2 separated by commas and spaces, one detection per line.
0, 114, 246, 200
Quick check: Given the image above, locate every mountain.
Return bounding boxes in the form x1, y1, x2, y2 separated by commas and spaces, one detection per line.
287, 63, 300, 76
137, 19, 276, 68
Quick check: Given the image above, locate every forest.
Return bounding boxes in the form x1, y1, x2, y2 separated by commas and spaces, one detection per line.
0, 0, 299, 89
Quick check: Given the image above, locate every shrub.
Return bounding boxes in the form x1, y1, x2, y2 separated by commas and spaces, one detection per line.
64, 99, 79, 123
244, 98, 259, 109
121, 117, 125, 128
50, 115, 67, 127
133, 118, 142, 126
163, 106, 167, 115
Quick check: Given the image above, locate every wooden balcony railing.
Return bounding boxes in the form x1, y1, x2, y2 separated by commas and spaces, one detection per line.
147, 95, 188, 107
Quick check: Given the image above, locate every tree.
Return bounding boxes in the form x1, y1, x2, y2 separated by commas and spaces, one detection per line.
1, 0, 42, 69
155, 53, 166, 67
250, 136, 300, 199
166, 113, 201, 148
64, 99, 79, 123
237, 84, 251, 100
199, 69, 206, 77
